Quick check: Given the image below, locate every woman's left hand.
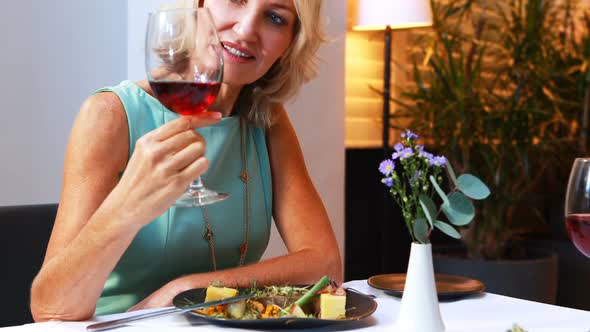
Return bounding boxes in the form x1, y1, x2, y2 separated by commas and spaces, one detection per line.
127, 284, 177, 311
128, 275, 209, 311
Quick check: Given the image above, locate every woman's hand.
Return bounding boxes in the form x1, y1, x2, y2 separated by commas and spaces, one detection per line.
127, 277, 196, 311
109, 112, 221, 226
127, 286, 175, 311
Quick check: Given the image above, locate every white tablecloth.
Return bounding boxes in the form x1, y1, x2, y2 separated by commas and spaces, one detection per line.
5, 280, 590, 332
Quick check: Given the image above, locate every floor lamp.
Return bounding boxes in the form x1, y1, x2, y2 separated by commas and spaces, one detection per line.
354, 0, 433, 273
354, 0, 433, 156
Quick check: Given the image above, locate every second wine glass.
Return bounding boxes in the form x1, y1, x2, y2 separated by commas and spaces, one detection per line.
145, 8, 228, 207
564, 158, 590, 257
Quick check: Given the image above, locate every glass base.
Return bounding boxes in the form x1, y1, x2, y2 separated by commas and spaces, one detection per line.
175, 188, 229, 207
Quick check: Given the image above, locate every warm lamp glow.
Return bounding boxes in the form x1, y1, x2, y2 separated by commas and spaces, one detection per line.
350, 0, 434, 276
353, 0, 433, 31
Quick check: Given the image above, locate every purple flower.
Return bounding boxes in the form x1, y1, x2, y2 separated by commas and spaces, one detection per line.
432, 156, 447, 167
382, 177, 394, 188
392, 143, 405, 160
379, 159, 395, 175
399, 147, 414, 160
402, 129, 419, 141
421, 151, 434, 160
416, 145, 424, 152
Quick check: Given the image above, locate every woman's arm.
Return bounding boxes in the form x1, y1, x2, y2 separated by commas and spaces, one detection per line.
30, 92, 220, 321
130, 105, 342, 310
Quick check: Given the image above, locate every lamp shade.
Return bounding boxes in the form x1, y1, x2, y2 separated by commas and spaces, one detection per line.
354, 0, 433, 31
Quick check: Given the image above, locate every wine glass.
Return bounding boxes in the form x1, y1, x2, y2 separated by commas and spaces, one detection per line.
145, 8, 228, 207
564, 158, 590, 257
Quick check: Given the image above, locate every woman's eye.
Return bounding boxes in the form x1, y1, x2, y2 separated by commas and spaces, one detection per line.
267, 12, 287, 26
230, 0, 246, 5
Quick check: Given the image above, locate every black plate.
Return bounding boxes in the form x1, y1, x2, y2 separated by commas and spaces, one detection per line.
172, 287, 377, 329
368, 273, 485, 301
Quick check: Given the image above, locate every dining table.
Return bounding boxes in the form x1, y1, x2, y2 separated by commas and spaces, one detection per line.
5, 279, 590, 332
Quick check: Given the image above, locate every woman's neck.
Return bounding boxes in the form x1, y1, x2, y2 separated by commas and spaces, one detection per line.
210, 83, 243, 118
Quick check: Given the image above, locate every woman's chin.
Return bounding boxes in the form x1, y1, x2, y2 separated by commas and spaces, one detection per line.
222, 73, 257, 87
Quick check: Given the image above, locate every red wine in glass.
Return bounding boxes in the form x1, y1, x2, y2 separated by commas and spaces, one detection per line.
149, 81, 220, 116
565, 214, 590, 257
565, 158, 590, 258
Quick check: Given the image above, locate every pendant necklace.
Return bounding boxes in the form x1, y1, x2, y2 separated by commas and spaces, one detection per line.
200, 117, 250, 271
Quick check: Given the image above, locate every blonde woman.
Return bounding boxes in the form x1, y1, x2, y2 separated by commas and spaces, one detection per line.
30, 0, 341, 321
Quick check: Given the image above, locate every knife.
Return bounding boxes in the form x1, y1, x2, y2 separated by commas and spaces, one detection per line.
86, 293, 255, 331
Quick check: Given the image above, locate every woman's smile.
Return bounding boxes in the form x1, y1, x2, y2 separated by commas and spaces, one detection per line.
221, 41, 257, 64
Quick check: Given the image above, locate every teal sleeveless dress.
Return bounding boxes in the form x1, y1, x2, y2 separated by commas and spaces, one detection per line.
93, 80, 272, 315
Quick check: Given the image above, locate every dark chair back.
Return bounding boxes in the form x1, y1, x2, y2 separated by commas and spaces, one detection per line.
0, 204, 57, 327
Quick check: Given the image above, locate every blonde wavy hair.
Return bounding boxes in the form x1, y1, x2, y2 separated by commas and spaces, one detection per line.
163, 0, 326, 128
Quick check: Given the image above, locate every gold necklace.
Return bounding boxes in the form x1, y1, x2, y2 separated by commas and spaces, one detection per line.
200, 118, 250, 271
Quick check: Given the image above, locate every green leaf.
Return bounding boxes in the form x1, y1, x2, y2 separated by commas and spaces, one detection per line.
441, 192, 475, 226
419, 195, 437, 227
413, 218, 430, 244
434, 220, 461, 239
457, 174, 491, 200
445, 159, 458, 187
429, 175, 450, 205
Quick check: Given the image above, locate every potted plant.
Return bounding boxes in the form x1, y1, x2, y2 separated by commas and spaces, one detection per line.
388, 0, 590, 303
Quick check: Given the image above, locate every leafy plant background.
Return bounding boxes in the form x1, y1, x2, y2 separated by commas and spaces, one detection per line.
389, 0, 590, 259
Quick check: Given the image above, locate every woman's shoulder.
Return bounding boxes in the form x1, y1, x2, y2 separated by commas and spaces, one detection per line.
265, 103, 301, 150
75, 90, 129, 147
90, 79, 155, 105
68, 91, 129, 170
268, 103, 288, 128
79, 91, 126, 127
79, 79, 154, 128
82, 90, 123, 112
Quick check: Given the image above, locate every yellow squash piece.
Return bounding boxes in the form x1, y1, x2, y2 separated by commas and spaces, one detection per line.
319, 293, 346, 320
204, 286, 239, 302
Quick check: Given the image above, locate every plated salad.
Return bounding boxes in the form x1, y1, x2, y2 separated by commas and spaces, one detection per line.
195, 276, 347, 320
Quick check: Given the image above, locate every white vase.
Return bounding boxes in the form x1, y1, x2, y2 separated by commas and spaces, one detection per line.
395, 243, 445, 332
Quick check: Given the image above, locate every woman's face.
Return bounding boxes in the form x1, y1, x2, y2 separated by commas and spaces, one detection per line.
206, 0, 297, 87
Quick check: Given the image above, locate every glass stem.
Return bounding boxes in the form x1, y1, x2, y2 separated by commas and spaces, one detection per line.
189, 177, 205, 193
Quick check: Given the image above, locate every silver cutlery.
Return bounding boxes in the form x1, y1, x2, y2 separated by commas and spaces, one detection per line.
86, 293, 255, 331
